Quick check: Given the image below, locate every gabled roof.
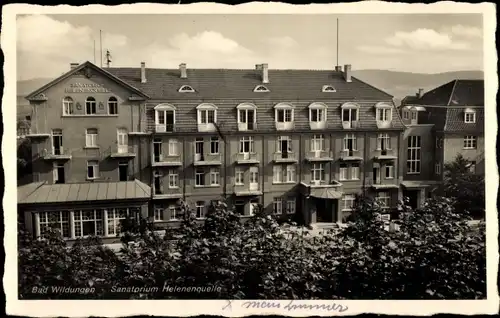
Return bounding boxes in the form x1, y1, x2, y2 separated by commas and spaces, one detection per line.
408, 79, 484, 107
105, 67, 394, 101
17, 180, 151, 205
25, 61, 150, 100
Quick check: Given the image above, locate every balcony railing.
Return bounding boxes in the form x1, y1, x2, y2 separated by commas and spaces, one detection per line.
25, 128, 50, 138
197, 123, 217, 132
152, 154, 182, 167
152, 187, 183, 199
110, 145, 136, 158
342, 121, 359, 129
194, 153, 222, 166
339, 149, 363, 161
155, 124, 176, 133
309, 121, 327, 130
366, 178, 399, 189
376, 120, 393, 129
233, 184, 262, 196
273, 152, 298, 163
275, 122, 295, 131
235, 152, 260, 164
374, 149, 398, 160
42, 147, 72, 160
238, 122, 257, 131
305, 150, 333, 162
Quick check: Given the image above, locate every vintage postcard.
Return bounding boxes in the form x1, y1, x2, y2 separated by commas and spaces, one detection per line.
3, 2, 498, 316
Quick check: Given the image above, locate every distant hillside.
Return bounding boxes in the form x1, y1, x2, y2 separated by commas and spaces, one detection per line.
17, 70, 483, 115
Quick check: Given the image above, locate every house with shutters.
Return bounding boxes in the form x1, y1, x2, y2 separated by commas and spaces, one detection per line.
399, 79, 485, 208
18, 60, 407, 241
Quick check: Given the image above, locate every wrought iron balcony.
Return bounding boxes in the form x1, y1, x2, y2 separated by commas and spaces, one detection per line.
42, 147, 72, 160
110, 145, 136, 158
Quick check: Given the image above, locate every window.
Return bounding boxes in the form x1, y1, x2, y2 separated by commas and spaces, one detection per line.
154, 207, 164, 222
210, 137, 219, 154
411, 111, 418, 121
195, 168, 205, 186
168, 169, 178, 188
273, 165, 295, 183
377, 133, 391, 150
309, 103, 327, 123
436, 137, 443, 149
39, 211, 70, 238
311, 163, 325, 182
464, 109, 476, 123
85, 97, 97, 115
197, 104, 217, 124
402, 109, 409, 120
376, 192, 390, 209
108, 96, 118, 115
385, 164, 394, 179
351, 163, 360, 180
463, 136, 477, 149
343, 134, 357, 151
196, 201, 206, 219
209, 168, 220, 186
407, 136, 421, 174
342, 194, 356, 211
273, 197, 283, 214
53, 162, 65, 184
285, 198, 296, 214
153, 138, 162, 162
179, 85, 195, 93
254, 85, 270, 92
169, 205, 178, 220
435, 162, 441, 175
87, 160, 99, 179
339, 163, 348, 181
376, 107, 392, 121
311, 134, 325, 152
237, 104, 257, 130
62, 97, 74, 115
74, 209, 103, 237
341, 103, 358, 123
155, 104, 176, 132
108, 208, 129, 235
153, 170, 163, 194
168, 139, 178, 156
340, 163, 359, 180
85, 128, 98, 147
239, 136, 254, 153
235, 167, 244, 185
276, 108, 293, 122
322, 85, 336, 92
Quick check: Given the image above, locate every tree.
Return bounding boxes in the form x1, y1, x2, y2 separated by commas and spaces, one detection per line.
17, 138, 32, 181
442, 154, 485, 219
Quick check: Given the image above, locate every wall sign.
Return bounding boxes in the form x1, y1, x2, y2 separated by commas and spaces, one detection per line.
65, 83, 110, 93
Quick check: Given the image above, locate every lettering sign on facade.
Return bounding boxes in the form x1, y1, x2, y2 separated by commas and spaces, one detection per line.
65, 83, 110, 93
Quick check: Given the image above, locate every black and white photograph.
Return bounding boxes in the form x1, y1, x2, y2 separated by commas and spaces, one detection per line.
4, 2, 498, 316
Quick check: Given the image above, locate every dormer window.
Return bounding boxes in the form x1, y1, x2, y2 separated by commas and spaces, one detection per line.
197, 103, 217, 132
402, 109, 410, 120
464, 108, 476, 123
308, 102, 328, 130
341, 102, 359, 129
274, 103, 294, 131
237, 103, 257, 131
322, 85, 336, 92
154, 104, 176, 132
179, 85, 195, 93
254, 85, 270, 92
375, 102, 393, 129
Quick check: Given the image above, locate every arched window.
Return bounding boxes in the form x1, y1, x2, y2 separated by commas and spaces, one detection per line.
154, 104, 176, 132
108, 96, 118, 115
85, 97, 97, 115
62, 97, 74, 115
375, 102, 393, 128
322, 85, 336, 92
274, 103, 294, 131
196, 104, 218, 132
178, 85, 195, 93
236, 103, 257, 131
341, 102, 360, 129
253, 85, 270, 92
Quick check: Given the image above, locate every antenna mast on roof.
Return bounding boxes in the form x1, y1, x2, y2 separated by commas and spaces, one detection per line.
99, 30, 103, 68
336, 18, 339, 67
93, 39, 96, 64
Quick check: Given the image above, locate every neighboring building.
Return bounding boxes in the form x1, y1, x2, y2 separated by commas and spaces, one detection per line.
400, 80, 484, 208
18, 61, 406, 240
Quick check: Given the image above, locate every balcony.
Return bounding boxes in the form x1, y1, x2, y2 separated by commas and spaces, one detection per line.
275, 122, 294, 131
194, 153, 222, 166
25, 129, 50, 139
233, 184, 262, 197
376, 120, 393, 129
238, 122, 257, 132
152, 154, 182, 167
235, 152, 260, 164
197, 123, 217, 133
366, 178, 400, 190
309, 121, 327, 130
339, 150, 363, 161
155, 124, 176, 133
153, 188, 183, 200
373, 149, 398, 161
109, 145, 136, 159
273, 152, 298, 163
42, 147, 72, 160
305, 150, 333, 162
342, 121, 359, 129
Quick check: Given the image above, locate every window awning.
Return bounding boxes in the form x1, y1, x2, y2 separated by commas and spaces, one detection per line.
309, 187, 343, 200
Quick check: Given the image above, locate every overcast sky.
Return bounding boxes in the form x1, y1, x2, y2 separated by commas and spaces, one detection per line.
16, 14, 483, 80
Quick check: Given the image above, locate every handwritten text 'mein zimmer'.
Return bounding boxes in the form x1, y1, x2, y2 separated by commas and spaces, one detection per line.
224, 300, 348, 312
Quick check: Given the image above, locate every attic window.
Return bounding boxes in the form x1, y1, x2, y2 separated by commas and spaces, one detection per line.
464, 108, 476, 123
179, 85, 195, 93
322, 85, 336, 92
254, 85, 270, 92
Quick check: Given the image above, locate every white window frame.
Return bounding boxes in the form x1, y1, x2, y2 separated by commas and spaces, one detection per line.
402, 109, 410, 120
277, 136, 292, 153
273, 197, 283, 215
178, 85, 195, 93
154, 207, 164, 222
385, 164, 394, 179
39, 211, 70, 238
254, 85, 270, 92
153, 170, 163, 194
322, 85, 336, 92
53, 162, 65, 183
350, 163, 360, 180
286, 198, 296, 214
308, 103, 328, 123
274, 103, 294, 130
375, 103, 393, 122
236, 103, 257, 130
85, 97, 97, 115
168, 169, 179, 188
235, 167, 244, 185
377, 133, 391, 150
342, 194, 356, 212
154, 104, 176, 132
311, 134, 325, 152
209, 168, 220, 186
86, 160, 99, 179
210, 137, 219, 155
377, 192, 390, 209
311, 163, 325, 182
339, 164, 348, 181
196, 103, 217, 124
108, 208, 129, 235
168, 138, 178, 156
239, 136, 254, 154
195, 168, 205, 186
341, 102, 359, 124
343, 133, 357, 151
107, 96, 118, 115
407, 135, 421, 174
464, 108, 476, 123
62, 97, 74, 115
463, 136, 477, 149
273, 165, 295, 183
74, 209, 104, 238
85, 128, 98, 148
195, 201, 206, 219
168, 205, 178, 220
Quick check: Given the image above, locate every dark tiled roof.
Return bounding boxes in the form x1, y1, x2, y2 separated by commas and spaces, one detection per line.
408, 79, 484, 107
106, 67, 394, 101
400, 95, 419, 106
18, 180, 151, 205
444, 107, 485, 133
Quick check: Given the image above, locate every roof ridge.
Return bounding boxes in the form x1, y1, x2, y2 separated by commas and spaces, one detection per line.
446, 79, 459, 106
134, 179, 151, 195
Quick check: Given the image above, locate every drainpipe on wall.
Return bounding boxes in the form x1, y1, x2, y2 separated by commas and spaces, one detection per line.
362, 131, 368, 197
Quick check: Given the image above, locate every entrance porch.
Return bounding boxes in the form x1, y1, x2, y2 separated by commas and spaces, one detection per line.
299, 182, 343, 226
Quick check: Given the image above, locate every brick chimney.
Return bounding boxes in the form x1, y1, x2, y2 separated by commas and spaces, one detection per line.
70, 63, 79, 70
140, 62, 147, 83
262, 63, 269, 84
179, 63, 187, 79
335, 65, 342, 72
417, 88, 424, 98
343, 64, 352, 82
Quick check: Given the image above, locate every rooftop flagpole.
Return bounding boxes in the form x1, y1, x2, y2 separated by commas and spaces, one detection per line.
337, 18, 339, 67
100, 30, 103, 68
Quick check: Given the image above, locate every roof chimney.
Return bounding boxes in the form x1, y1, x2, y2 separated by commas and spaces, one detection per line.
343, 64, 352, 82
417, 88, 424, 98
262, 63, 269, 84
179, 63, 187, 79
140, 62, 147, 83
70, 63, 79, 70
335, 65, 342, 72
255, 64, 263, 70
